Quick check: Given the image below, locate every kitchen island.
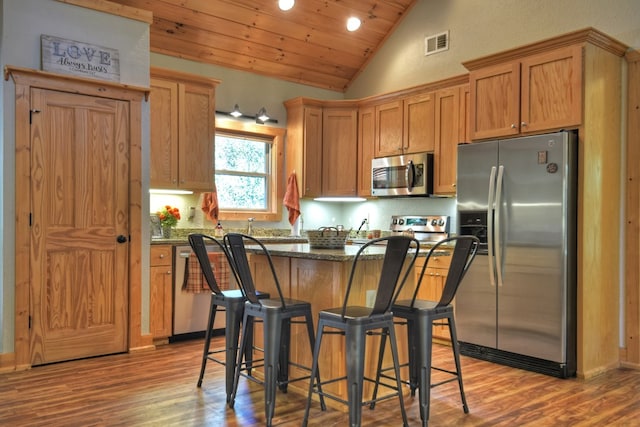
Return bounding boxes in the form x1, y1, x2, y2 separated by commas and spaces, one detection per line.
243, 242, 452, 403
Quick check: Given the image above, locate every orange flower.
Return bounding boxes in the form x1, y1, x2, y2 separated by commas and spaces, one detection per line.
157, 205, 181, 227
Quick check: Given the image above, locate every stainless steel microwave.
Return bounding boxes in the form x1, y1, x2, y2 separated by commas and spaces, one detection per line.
371, 152, 433, 197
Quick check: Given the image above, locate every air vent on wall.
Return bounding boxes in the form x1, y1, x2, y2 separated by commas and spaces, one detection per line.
425, 30, 449, 56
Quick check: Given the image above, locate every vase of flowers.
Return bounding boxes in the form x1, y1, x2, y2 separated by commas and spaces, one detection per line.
157, 205, 181, 239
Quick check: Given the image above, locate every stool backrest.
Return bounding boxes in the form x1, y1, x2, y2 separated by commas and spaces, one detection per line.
342, 235, 419, 318
410, 235, 480, 307
188, 233, 235, 295
224, 233, 286, 307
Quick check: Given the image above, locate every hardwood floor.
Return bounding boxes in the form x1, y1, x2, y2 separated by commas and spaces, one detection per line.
1, 337, 639, 426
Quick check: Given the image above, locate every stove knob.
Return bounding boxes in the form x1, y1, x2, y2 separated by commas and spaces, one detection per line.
438, 219, 445, 226
431, 219, 438, 226
398, 219, 404, 225
392, 218, 398, 225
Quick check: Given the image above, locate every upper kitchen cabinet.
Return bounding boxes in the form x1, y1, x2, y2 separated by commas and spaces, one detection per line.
357, 106, 375, 197
374, 92, 435, 157
322, 107, 358, 196
434, 84, 469, 195
150, 67, 219, 191
285, 98, 358, 198
466, 45, 582, 140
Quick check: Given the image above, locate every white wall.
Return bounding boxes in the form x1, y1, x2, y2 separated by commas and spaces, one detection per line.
346, 0, 640, 98
0, 0, 150, 352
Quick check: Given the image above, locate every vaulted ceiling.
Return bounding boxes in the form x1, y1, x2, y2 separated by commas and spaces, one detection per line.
109, 0, 418, 92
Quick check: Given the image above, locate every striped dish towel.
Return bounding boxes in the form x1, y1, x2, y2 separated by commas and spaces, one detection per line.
182, 252, 230, 293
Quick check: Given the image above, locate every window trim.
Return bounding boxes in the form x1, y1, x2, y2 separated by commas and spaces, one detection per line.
215, 118, 285, 222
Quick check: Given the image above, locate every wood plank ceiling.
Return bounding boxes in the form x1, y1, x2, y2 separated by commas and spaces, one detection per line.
109, 0, 417, 92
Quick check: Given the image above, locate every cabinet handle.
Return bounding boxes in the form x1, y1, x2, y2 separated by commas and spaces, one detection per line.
521, 121, 527, 127
159, 254, 165, 259
165, 270, 171, 275
510, 123, 517, 129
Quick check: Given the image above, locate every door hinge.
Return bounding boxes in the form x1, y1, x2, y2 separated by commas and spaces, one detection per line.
29, 109, 41, 124
29, 315, 32, 329
29, 213, 32, 227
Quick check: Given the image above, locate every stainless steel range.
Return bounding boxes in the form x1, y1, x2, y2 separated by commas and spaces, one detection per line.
390, 215, 450, 242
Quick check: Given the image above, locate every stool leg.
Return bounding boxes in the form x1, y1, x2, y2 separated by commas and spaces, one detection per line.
345, 324, 366, 427
417, 314, 433, 426
197, 296, 217, 387
369, 329, 388, 409
278, 318, 291, 392
304, 311, 325, 410
406, 317, 419, 395
263, 311, 282, 427
229, 311, 250, 409
224, 300, 244, 403
302, 319, 325, 427
448, 315, 469, 414
388, 324, 409, 427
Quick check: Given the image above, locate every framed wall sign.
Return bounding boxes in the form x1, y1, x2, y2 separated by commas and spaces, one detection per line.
41, 34, 120, 82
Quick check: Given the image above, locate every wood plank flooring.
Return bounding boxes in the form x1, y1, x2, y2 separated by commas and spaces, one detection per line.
1, 337, 639, 426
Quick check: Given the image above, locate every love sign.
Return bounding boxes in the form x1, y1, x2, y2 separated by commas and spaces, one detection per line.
41, 35, 120, 82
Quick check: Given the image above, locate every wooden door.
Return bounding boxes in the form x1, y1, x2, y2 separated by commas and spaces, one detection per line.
374, 100, 403, 157
29, 88, 129, 365
302, 106, 323, 197
520, 45, 583, 133
469, 62, 521, 140
149, 78, 178, 188
357, 106, 375, 197
178, 82, 215, 190
403, 91, 435, 154
322, 107, 358, 196
434, 86, 460, 195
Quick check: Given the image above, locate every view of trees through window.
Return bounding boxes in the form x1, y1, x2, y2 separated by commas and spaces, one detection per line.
215, 132, 271, 210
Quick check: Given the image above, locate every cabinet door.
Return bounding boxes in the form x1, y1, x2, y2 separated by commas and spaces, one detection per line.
150, 79, 178, 188
178, 83, 215, 191
303, 106, 323, 197
404, 92, 435, 154
150, 265, 173, 339
520, 45, 582, 133
322, 108, 358, 196
357, 106, 375, 197
469, 62, 521, 140
374, 100, 403, 157
434, 87, 460, 195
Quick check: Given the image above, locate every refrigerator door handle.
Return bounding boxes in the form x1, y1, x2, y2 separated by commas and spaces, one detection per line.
494, 165, 505, 288
487, 166, 497, 287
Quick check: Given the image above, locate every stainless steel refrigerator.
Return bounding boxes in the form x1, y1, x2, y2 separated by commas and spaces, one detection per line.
455, 130, 577, 378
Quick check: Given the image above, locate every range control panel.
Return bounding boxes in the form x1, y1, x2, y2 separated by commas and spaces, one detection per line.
390, 215, 450, 241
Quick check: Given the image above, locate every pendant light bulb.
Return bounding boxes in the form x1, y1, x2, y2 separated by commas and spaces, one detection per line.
278, 0, 294, 11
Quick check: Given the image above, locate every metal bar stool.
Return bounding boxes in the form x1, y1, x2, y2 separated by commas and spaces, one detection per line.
302, 235, 419, 427
371, 235, 480, 426
225, 233, 325, 427
187, 233, 269, 403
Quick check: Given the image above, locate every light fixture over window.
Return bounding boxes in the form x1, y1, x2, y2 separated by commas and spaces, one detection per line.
256, 107, 270, 124
346, 16, 361, 32
278, 0, 294, 11
230, 104, 242, 118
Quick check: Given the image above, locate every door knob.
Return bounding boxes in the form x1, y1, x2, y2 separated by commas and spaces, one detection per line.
116, 235, 128, 243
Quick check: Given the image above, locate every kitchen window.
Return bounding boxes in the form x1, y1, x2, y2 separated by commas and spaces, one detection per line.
215, 120, 285, 221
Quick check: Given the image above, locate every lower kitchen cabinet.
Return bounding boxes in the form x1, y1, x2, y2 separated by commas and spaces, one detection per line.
150, 245, 173, 342
414, 253, 452, 340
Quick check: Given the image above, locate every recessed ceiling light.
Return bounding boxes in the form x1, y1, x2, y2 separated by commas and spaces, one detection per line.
346, 17, 361, 32
278, 0, 294, 11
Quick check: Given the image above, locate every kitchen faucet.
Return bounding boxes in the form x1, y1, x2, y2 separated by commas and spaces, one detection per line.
247, 217, 254, 236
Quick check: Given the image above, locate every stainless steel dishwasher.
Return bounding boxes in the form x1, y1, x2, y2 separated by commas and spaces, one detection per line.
173, 245, 225, 338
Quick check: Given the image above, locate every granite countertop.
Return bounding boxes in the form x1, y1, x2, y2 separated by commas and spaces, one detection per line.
150, 235, 308, 245
244, 242, 451, 262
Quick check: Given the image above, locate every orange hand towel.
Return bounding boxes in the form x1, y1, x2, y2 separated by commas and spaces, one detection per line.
201, 185, 219, 223
283, 172, 301, 225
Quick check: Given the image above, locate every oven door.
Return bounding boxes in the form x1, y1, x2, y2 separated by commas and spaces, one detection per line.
371, 153, 433, 196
